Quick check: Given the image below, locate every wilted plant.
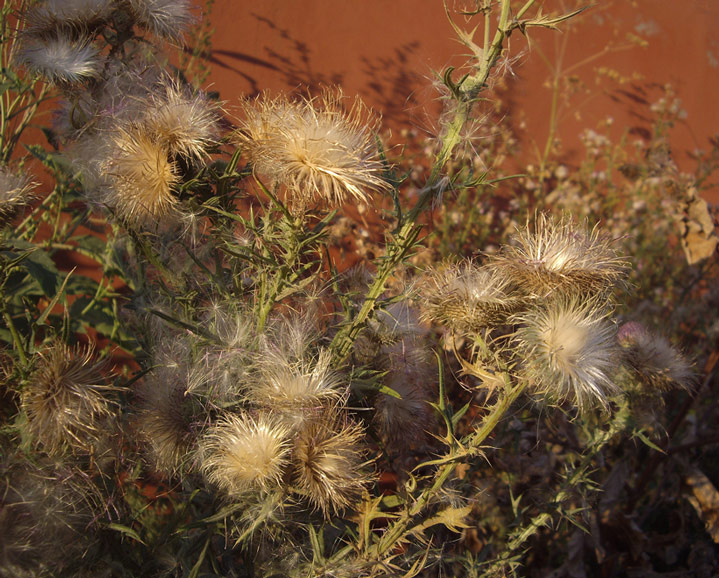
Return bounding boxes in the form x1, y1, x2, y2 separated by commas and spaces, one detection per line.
0, 0, 716, 576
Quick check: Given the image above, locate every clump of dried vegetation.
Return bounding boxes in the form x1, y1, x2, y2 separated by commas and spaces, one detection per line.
1, 1, 717, 576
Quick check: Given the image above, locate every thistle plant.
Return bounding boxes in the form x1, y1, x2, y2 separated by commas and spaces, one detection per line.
1, 0, 716, 576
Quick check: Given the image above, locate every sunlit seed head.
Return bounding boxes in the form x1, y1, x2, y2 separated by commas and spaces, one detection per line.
492, 214, 628, 297
421, 261, 523, 333
236, 90, 389, 210
21, 342, 116, 456
513, 298, 621, 411
0, 166, 36, 222
18, 35, 101, 84
199, 413, 291, 497
293, 411, 369, 516
103, 124, 180, 227
128, 0, 194, 41
618, 322, 695, 392
144, 79, 222, 160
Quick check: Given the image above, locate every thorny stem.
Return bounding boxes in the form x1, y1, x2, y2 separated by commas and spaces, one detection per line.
330, 0, 521, 365
2, 304, 28, 367
374, 379, 527, 558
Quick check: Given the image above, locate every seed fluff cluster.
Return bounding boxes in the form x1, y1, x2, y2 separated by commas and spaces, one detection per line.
236, 90, 389, 210
512, 297, 620, 410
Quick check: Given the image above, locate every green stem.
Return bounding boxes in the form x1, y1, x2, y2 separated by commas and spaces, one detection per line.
375, 380, 527, 558
330, 1, 519, 365
2, 306, 28, 367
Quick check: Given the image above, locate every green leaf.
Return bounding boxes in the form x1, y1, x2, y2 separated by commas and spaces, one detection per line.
3, 241, 61, 297
107, 523, 146, 545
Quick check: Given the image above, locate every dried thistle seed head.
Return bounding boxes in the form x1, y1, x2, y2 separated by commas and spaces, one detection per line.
373, 339, 437, 456
18, 35, 101, 84
421, 261, 523, 334
102, 124, 181, 227
26, 0, 115, 30
492, 214, 628, 298
199, 413, 291, 497
618, 322, 695, 392
0, 166, 36, 222
293, 411, 369, 516
135, 367, 197, 475
128, 0, 194, 40
143, 79, 222, 161
0, 460, 96, 576
250, 349, 343, 423
236, 90, 389, 210
21, 342, 116, 456
512, 297, 621, 411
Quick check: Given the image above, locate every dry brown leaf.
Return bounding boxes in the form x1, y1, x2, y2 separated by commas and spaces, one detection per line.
678, 187, 718, 265
684, 466, 719, 543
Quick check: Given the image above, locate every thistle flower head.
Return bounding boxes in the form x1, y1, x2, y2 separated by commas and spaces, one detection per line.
144, 79, 222, 160
0, 460, 95, 575
0, 166, 36, 222
512, 298, 621, 411
249, 348, 343, 424
102, 123, 180, 226
236, 90, 389, 210
26, 0, 115, 29
135, 366, 197, 475
293, 411, 369, 516
420, 261, 523, 334
18, 35, 101, 83
492, 214, 628, 298
128, 0, 194, 41
21, 342, 116, 456
618, 322, 695, 391
199, 413, 291, 497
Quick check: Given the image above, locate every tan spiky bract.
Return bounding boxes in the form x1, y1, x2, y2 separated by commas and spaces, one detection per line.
18, 35, 101, 83
492, 214, 628, 297
293, 412, 369, 516
513, 297, 620, 411
103, 124, 180, 226
421, 261, 523, 334
237, 90, 389, 209
199, 413, 291, 498
21, 342, 115, 456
